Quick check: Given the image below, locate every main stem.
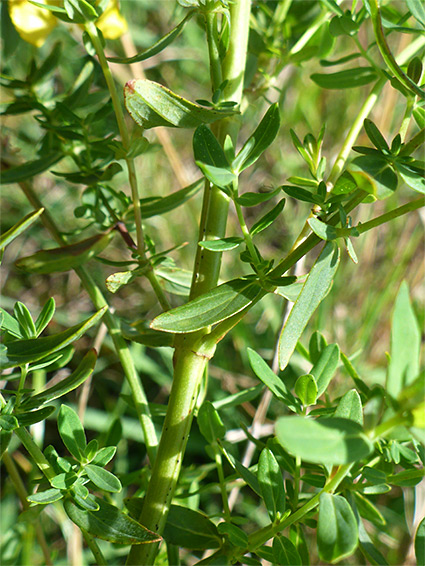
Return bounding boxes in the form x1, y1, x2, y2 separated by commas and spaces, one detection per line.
126, 2, 251, 564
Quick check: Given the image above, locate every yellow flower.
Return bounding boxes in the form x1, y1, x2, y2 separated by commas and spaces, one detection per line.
8, 0, 127, 48
97, 0, 128, 40
9, 0, 57, 47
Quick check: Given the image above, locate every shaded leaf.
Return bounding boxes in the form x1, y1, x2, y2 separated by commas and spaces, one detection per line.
140, 178, 203, 218
1, 153, 63, 184
164, 504, 221, 550
273, 535, 302, 566
15, 231, 113, 274
0, 209, 44, 251
85, 464, 122, 493
64, 497, 161, 544
27, 488, 63, 505
198, 401, 226, 443
236, 187, 281, 207
58, 405, 87, 461
250, 199, 285, 235
312, 343, 340, 396
334, 390, 363, 425
258, 448, 286, 521
124, 79, 237, 130
199, 237, 243, 252
311, 68, 377, 89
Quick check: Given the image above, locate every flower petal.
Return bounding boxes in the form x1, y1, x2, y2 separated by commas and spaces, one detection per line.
97, 0, 128, 40
9, 0, 57, 47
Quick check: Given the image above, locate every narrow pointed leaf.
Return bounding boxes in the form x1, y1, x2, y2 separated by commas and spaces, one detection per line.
311, 68, 377, 89
198, 401, 226, 443
250, 199, 285, 235
15, 231, 113, 274
415, 517, 425, 566
140, 178, 203, 218
318, 493, 358, 563
258, 448, 286, 521
16, 406, 55, 427
21, 350, 97, 410
107, 11, 194, 64
232, 103, 280, 173
64, 497, 161, 545
58, 405, 87, 460
0, 209, 44, 250
124, 79, 237, 130
334, 389, 363, 425
387, 281, 420, 398
279, 242, 340, 370
236, 187, 281, 207
247, 348, 299, 411
311, 343, 340, 396
34, 297, 56, 335
275, 416, 373, 465
1, 153, 62, 184
151, 278, 263, 333
0, 308, 106, 369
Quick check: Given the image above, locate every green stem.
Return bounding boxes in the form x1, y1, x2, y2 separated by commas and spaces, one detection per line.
15, 427, 56, 482
2, 451, 53, 565
243, 463, 353, 554
15, 364, 28, 407
233, 185, 261, 267
81, 529, 107, 565
126, 2, 251, 564
18, 180, 158, 463
84, 22, 170, 312
215, 448, 231, 520
369, 0, 425, 100
356, 197, 425, 235
205, 10, 222, 92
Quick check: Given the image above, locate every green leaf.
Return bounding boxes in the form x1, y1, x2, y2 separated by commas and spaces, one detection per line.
0, 209, 44, 251
311, 343, 340, 396
250, 199, 285, 235
407, 0, 425, 27
34, 297, 55, 336
247, 348, 299, 411
232, 103, 280, 173
64, 497, 161, 545
140, 178, 203, 218
92, 446, 116, 467
213, 384, 263, 411
16, 406, 55, 427
318, 493, 358, 563
387, 281, 420, 398
0, 308, 22, 338
85, 464, 122, 493
334, 390, 363, 425
21, 350, 97, 410
198, 237, 243, 252
258, 448, 286, 521
0, 307, 106, 369
279, 242, 340, 371
151, 278, 263, 333
396, 162, 425, 193
124, 79, 237, 130
309, 331, 327, 364
15, 231, 113, 274
273, 535, 302, 566
218, 522, 248, 546
308, 217, 338, 240
0, 415, 19, 432
353, 492, 385, 527
58, 405, 87, 461
107, 11, 194, 63
14, 302, 36, 338
275, 416, 373, 465
311, 68, 378, 89
27, 488, 63, 505
350, 156, 398, 199
193, 125, 235, 189
363, 119, 389, 152
294, 374, 318, 406
50, 472, 79, 490
164, 504, 221, 550
415, 517, 425, 566
197, 401, 226, 444
282, 185, 323, 205
0, 153, 63, 184
236, 187, 281, 207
